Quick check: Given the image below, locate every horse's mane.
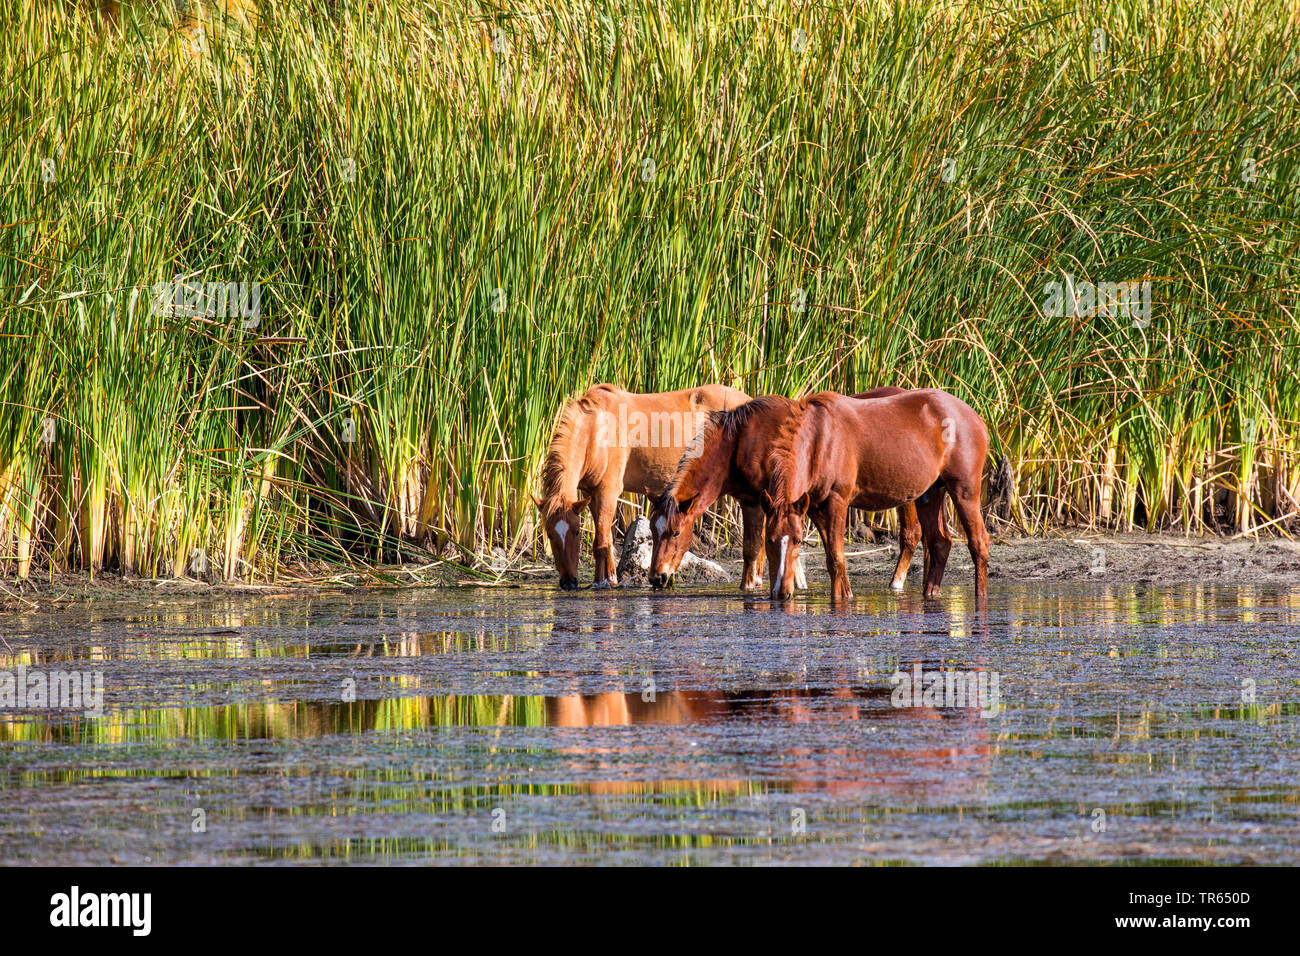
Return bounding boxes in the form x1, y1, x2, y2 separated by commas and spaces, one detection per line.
539, 384, 620, 516
658, 395, 796, 516
766, 393, 836, 507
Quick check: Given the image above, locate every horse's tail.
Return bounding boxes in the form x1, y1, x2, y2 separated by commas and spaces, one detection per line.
987, 454, 1014, 521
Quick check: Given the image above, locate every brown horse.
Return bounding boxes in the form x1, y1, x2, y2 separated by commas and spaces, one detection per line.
764, 389, 989, 604
536, 384, 767, 589
648, 388, 924, 591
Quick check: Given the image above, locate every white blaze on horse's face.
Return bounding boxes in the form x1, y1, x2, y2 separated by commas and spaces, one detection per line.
765, 507, 804, 599
772, 535, 790, 599
543, 505, 585, 589
650, 512, 670, 572
649, 502, 695, 585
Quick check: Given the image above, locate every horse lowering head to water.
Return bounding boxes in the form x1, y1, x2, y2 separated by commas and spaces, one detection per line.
648, 396, 797, 588
765, 389, 989, 605
537, 495, 589, 590
536, 384, 767, 589
649, 387, 924, 591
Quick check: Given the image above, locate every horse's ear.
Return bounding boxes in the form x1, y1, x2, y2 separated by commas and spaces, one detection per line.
572, 497, 590, 515
794, 493, 811, 515
532, 495, 544, 510
679, 494, 698, 516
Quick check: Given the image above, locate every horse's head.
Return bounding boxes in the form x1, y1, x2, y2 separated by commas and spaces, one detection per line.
648, 407, 736, 588
648, 491, 699, 589
765, 491, 809, 599
536, 496, 589, 589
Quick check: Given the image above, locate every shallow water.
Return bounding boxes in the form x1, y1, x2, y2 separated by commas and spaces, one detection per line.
1, 582, 1298, 865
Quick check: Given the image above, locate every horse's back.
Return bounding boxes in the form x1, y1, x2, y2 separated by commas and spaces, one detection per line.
641, 384, 751, 412
705, 384, 754, 410
905, 389, 989, 446
568, 383, 752, 498
573, 383, 629, 412
814, 388, 988, 457
577, 383, 750, 413
839, 388, 990, 473
849, 386, 907, 400
835, 387, 983, 426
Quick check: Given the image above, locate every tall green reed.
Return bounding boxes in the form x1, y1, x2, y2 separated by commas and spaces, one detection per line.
1, 0, 1296, 580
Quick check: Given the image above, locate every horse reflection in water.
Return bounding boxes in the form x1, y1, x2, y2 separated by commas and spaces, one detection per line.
529, 589, 995, 798
542, 672, 995, 800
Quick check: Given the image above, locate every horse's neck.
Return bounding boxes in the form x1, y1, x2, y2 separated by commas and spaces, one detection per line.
789, 429, 814, 498
773, 407, 815, 504
683, 429, 735, 510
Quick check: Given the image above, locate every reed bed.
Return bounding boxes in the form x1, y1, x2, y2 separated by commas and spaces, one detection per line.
1, 0, 1297, 580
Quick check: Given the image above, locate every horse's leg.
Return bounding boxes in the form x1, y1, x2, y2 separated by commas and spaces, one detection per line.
889, 501, 922, 592
916, 484, 951, 598
824, 496, 852, 601
947, 477, 989, 607
740, 502, 766, 590
807, 506, 835, 593
927, 499, 949, 585
591, 489, 620, 587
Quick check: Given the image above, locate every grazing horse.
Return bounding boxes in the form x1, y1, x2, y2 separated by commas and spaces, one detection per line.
764, 389, 989, 605
536, 384, 767, 589
649, 388, 924, 591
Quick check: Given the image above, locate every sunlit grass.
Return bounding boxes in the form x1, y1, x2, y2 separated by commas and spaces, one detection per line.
1, 0, 1297, 580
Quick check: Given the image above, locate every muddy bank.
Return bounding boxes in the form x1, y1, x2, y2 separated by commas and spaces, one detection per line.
0, 571, 351, 613
618, 531, 1300, 590
847, 532, 1300, 588
2, 532, 1296, 611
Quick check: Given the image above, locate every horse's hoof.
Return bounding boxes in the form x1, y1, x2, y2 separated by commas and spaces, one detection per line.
889, 580, 905, 593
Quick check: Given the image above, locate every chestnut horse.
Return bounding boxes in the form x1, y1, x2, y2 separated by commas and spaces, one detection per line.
764, 389, 989, 604
649, 388, 924, 591
536, 384, 767, 589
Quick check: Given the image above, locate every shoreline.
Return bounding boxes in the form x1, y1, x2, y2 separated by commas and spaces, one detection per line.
2, 531, 1296, 612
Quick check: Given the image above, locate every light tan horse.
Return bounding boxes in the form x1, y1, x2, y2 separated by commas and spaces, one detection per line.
536, 384, 767, 589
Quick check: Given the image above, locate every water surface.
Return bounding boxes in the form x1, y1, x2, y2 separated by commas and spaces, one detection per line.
2, 583, 1297, 864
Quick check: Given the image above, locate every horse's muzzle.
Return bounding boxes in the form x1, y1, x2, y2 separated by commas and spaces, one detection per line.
649, 572, 672, 590
559, 576, 579, 590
